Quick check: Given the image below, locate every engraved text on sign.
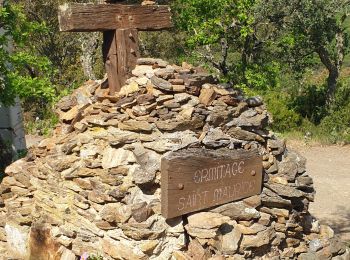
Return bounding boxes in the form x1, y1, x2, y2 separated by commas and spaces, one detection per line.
161, 149, 263, 219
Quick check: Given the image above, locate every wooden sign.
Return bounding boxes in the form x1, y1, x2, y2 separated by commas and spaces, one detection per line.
161, 149, 262, 219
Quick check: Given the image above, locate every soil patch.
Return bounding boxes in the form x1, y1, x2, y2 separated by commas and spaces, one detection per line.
288, 140, 350, 241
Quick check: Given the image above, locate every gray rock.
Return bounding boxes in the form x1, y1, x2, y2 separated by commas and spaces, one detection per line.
236, 223, 267, 235
99, 203, 131, 223
130, 164, 155, 185
277, 157, 298, 181
118, 120, 153, 132
261, 187, 292, 208
131, 202, 154, 223
298, 252, 317, 260
266, 160, 279, 174
267, 139, 286, 155
174, 93, 191, 103
309, 239, 323, 252
102, 237, 146, 259
132, 105, 149, 116
154, 67, 175, 79
246, 97, 263, 107
202, 128, 231, 148
151, 76, 173, 91
226, 127, 265, 143
186, 212, 230, 239
137, 58, 168, 67
266, 183, 304, 198
60, 248, 76, 260
219, 226, 242, 254
211, 201, 260, 221
101, 147, 136, 169
286, 150, 307, 173
240, 227, 276, 249
107, 128, 140, 146
187, 212, 230, 229
155, 115, 205, 132
296, 176, 313, 188
132, 65, 154, 77
121, 215, 167, 240
229, 109, 268, 129
132, 143, 160, 183
143, 130, 199, 152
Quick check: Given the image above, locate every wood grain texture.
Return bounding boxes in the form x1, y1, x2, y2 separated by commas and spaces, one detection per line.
102, 29, 140, 94
58, 3, 172, 32
161, 149, 263, 219
116, 29, 140, 88
103, 30, 120, 94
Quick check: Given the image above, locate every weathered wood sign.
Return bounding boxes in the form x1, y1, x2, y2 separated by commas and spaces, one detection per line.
58, 1, 172, 95
161, 149, 263, 219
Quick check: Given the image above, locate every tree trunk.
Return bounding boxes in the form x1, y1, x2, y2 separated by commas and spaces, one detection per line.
79, 32, 100, 80
316, 45, 340, 105
79, 0, 107, 80
326, 68, 339, 104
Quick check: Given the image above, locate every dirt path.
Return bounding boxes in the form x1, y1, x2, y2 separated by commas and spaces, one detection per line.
288, 141, 350, 241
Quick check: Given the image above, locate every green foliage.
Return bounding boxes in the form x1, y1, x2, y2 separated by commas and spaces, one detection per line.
139, 31, 188, 64
24, 109, 59, 136
0, 2, 57, 106
174, 0, 255, 46
172, 0, 258, 83
318, 103, 350, 143
0, 136, 12, 177
87, 254, 103, 260
258, 0, 350, 102
292, 84, 327, 124
263, 91, 302, 132
244, 62, 280, 91
19, 0, 95, 87
317, 79, 350, 143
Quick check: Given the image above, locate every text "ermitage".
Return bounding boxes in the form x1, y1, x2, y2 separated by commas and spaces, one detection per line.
193, 161, 245, 184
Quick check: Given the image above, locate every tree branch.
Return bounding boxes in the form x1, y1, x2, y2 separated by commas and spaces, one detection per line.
315, 45, 336, 73
220, 38, 229, 75
195, 45, 222, 73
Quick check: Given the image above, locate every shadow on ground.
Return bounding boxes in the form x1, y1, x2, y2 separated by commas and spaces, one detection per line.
319, 206, 350, 242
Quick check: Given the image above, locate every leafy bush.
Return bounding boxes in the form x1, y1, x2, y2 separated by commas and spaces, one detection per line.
24, 110, 59, 136
0, 3, 57, 107
263, 91, 302, 132
0, 136, 12, 178
318, 102, 350, 144
292, 84, 327, 124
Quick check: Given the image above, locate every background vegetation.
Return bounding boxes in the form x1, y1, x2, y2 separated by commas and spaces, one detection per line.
1, 0, 350, 144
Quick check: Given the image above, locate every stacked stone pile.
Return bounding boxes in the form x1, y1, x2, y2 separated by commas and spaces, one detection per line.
0, 58, 348, 260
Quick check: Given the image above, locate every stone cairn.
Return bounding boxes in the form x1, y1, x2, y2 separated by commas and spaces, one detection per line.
0, 58, 348, 260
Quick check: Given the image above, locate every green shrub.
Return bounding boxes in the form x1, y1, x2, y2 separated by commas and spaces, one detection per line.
318, 102, 350, 144
0, 3, 57, 107
292, 84, 327, 124
0, 136, 12, 178
263, 91, 302, 132
24, 109, 59, 136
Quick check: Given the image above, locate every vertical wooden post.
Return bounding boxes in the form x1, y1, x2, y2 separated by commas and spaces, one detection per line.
116, 28, 140, 88
103, 30, 120, 95
103, 29, 140, 95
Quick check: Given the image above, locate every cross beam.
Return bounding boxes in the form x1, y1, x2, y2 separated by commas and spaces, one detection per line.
58, 3, 172, 95
58, 4, 172, 32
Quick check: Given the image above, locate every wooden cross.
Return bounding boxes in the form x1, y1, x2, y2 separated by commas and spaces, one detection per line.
58, 1, 172, 95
